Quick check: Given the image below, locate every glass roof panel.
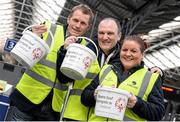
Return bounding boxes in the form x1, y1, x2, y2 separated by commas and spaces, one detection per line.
152, 51, 175, 68
169, 45, 180, 59
145, 54, 168, 70
174, 16, 180, 21
144, 43, 180, 70
162, 48, 180, 66
143, 57, 154, 68
0, 0, 14, 39
32, 0, 66, 24
160, 21, 180, 30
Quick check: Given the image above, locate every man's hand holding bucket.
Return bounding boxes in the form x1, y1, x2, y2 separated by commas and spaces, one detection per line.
32, 24, 47, 37
64, 36, 78, 49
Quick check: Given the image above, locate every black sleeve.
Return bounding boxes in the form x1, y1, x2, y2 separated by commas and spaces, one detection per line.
81, 75, 99, 107
148, 66, 166, 81
86, 38, 98, 56
132, 76, 165, 121
56, 46, 74, 83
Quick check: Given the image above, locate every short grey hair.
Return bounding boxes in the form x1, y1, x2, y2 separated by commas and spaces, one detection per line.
100, 17, 122, 35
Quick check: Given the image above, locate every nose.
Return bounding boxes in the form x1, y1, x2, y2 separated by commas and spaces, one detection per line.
102, 33, 108, 40
75, 22, 81, 28
125, 51, 132, 56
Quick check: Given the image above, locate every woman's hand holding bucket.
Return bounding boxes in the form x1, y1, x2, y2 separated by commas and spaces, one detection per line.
127, 93, 137, 108
94, 85, 104, 100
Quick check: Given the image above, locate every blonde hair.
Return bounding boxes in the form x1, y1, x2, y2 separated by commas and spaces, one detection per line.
68, 4, 94, 25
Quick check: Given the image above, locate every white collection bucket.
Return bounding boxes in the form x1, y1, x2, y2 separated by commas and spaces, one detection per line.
60, 37, 98, 80
10, 25, 54, 68
95, 87, 130, 121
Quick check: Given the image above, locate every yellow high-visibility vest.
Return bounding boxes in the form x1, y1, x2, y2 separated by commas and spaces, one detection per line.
16, 21, 66, 112
89, 64, 159, 121
63, 52, 100, 120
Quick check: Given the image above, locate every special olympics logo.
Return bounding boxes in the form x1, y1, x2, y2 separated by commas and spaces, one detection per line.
83, 56, 92, 69
32, 48, 43, 60
115, 97, 126, 112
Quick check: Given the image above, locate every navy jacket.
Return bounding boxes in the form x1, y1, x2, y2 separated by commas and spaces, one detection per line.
81, 62, 165, 121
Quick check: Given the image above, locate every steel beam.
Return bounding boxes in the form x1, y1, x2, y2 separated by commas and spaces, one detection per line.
123, 0, 173, 36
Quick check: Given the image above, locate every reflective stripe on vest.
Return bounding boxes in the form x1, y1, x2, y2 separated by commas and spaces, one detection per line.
86, 72, 97, 79
45, 23, 56, 47
66, 39, 98, 96
24, 23, 68, 91
26, 70, 68, 91
38, 23, 57, 67
67, 71, 98, 96
99, 65, 112, 84
123, 116, 134, 121
68, 70, 99, 96
38, 58, 56, 69
99, 66, 153, 121
99, 66, 152, 98
70, 89, 82, 95
123, 71, 152, 121
138, 71, 152, 97
63, 59, 100, 120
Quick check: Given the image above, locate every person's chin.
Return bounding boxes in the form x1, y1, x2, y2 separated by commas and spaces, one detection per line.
72, 32, 81, 37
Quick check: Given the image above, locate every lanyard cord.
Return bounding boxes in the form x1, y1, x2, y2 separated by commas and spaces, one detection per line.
100, 50, 115, 68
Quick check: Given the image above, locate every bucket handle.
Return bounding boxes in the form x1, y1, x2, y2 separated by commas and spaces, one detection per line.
77, 36, 98, 57
22, 25, 54, 53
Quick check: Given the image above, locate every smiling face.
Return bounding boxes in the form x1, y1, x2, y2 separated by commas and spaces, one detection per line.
67, 9, 90, 37
97, 19, 120, 55
120, 40, 144, 71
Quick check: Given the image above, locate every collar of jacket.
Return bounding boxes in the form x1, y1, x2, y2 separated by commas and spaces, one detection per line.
93, 36, 120, 57
99, 43, 120, 56
98, 43, 120, 60
64, 25, 68, 38
113, 61, 145, 76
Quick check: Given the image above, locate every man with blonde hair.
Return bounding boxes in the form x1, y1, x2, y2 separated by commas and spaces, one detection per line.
8, 4, 94, 121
